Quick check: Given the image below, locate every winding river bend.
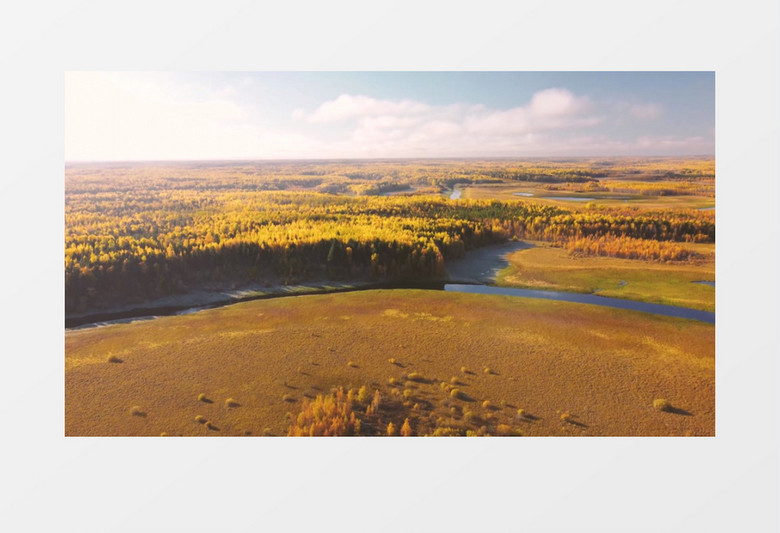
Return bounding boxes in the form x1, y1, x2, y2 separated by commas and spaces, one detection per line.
66, 240, 714, 329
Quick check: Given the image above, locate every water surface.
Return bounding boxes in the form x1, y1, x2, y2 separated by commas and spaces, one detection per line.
445, 283, 715, 324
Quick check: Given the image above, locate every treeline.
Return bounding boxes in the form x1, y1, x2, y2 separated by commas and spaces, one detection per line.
66, 157, 714, 198
65, 165, 715, 314
563, 234, 696, 262
65, 190, 562, 312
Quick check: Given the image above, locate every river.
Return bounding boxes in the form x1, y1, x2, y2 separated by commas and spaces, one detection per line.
66, 240, 715, 329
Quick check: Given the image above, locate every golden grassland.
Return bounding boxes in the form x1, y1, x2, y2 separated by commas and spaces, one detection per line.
458, 183, 715, 210
65, 290, 714, 437
496, 243, 715, 311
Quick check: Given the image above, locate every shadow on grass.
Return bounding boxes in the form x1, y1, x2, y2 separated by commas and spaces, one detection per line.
669, 406, 693, 416
563, 415, 588, 428
517, 413, 540, 422
452, 391, 476, 402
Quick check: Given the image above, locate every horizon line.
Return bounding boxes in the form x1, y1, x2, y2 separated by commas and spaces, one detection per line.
65, 154, 716, 165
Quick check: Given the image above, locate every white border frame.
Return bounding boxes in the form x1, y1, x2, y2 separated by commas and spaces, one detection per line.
2, 1, 778, 532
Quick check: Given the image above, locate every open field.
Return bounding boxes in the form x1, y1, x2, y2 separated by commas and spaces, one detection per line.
458, 183, 715, 210
497, 243, 715, 311
65, 290, 714, 437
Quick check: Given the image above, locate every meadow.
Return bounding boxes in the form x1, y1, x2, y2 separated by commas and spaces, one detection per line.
496, 242, 715, 311
65, 290, 714, 437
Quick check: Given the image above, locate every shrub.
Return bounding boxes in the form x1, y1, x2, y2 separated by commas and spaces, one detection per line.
205, 421, 217, 430
225, 398, 240, 408
653, 398, 672, 412
482, 400, 492, 409
450, 377, 461, 385
107, 355, 122, 363
560, 412, 571, 422
347, 361, 358, 368
195, 415, 206, 424
496, 424, 521, 436
403, 388, 414, 400
130, 406, 144, 417
463, 411, 477, 423
357, 385, 371, 404
407, 372, 425, 382
483, 367, 492, 374
450, 388, 463, 399
197, 393, 207, 402
460, 366, 468, 374
388, 377, 398, 385
388, 357, 397, 365
400, 418, 413, 436
516, 408, 526, 418
288, 387, 362, 436
282, 394, 296, 403
371, 390, 382, 412
387, 422, 397, 436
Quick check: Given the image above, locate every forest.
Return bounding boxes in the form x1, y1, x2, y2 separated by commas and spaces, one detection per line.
65, 159, 715, 313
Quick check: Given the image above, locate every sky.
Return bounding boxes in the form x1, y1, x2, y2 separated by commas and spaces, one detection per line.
65, 72, 714, 161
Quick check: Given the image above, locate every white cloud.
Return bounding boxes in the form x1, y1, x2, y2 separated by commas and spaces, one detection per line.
65, 72, 316, 160
66, 75, 711, 160
308, 94, 430, 123
529, 88, 591, 116
296, 88, 598, 156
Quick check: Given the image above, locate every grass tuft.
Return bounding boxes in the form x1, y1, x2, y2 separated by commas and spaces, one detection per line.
653, 398, 672, 412
450, 388, 467, 400
225, 398, 240, 408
